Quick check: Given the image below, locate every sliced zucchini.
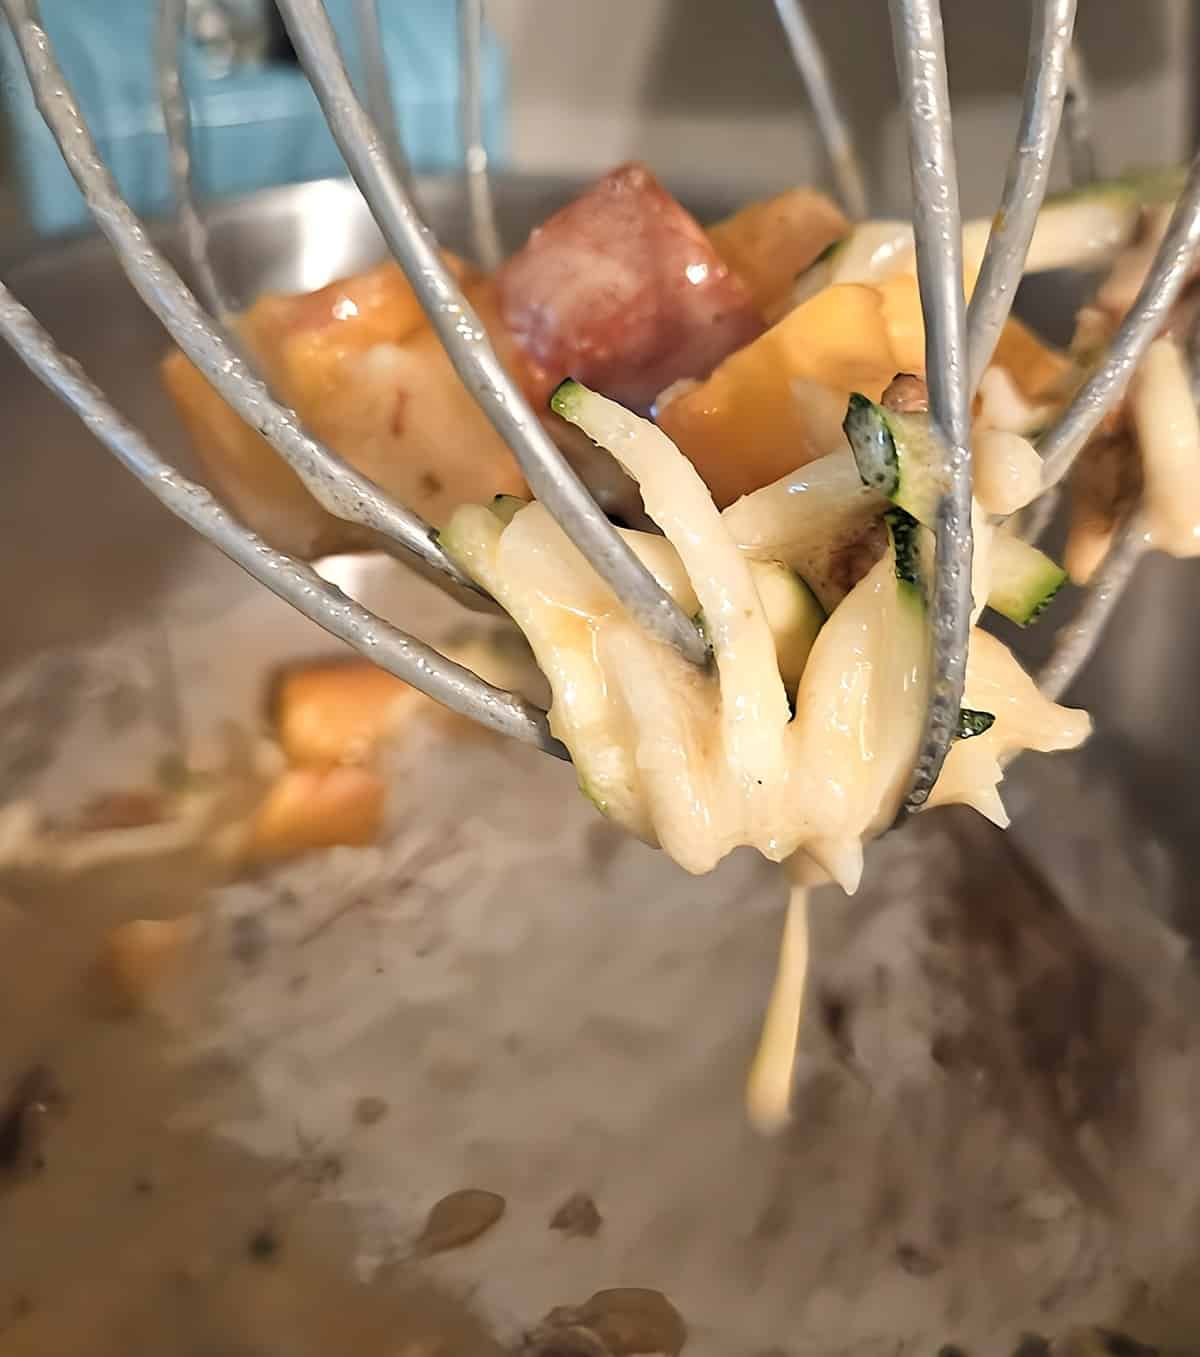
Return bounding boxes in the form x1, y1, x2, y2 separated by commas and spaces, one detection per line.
490, 484, 704, 611
624, 539, 823, 690
845, 395, 1065, 626
550, 377, 795, 786
620, 529, 699, 611
441, 500, 653, 840
721, 447, 887, 611
987, 531, 1067, 626
478, 482, 825, 691
784, 167, 1188, 304
786, 235, 849, 310
809, 237, 846, 270
549, 377, 589, 424
955, 708, 996, 741
490, 493, 529, 525
843, 393, 943, 525
829, 220, 920, 288
963, 168, 1183, 279
884, 507, 929, 604
747, 561, 825, 692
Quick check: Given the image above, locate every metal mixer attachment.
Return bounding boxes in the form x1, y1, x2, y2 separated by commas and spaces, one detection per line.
1, 0, 1198, 811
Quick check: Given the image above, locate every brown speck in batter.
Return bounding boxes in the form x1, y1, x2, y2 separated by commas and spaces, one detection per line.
549, 1192, 603, 1238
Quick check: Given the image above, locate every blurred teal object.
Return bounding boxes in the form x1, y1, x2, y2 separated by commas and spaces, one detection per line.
0, 0, 509, 237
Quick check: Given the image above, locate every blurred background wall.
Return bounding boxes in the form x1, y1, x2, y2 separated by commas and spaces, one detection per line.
489, 0, 1196, 212
0, 0, 1195, 244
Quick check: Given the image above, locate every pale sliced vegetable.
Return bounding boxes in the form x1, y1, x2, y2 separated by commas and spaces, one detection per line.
748, 562, 825, 694
552, 378, 792, 795
973, 428, 1044, 516
599, 625, 740, 873
444, 383, 1087, 888
1129, 337, 1200, 557
489, 493, 529, 525
975, 366, 1057, 440
788, 168, 1186, 305
839, 401, 979, 624
969, 499, 995, 628
615, 530, 821, 689
722, 447, 886, 610
843, 393, 943, 524
987, 532, 1068, 626
620, 530, 698, 612
928, 631, 1091, 826
788, 226, 905, 309
621, 529, 825, 691
443, 502, 651, 836
790, 544, 929, 891
840, 404, 1062, 627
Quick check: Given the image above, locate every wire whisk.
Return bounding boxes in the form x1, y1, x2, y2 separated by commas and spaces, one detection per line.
0, 0, 1197, 817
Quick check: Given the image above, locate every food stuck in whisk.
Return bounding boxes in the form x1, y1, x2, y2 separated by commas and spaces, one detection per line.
5, 0, 1200, 1147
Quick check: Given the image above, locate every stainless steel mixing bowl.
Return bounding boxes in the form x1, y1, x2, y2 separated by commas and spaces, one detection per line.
2, 177, 1195, 829
3, 176, 1200, 1356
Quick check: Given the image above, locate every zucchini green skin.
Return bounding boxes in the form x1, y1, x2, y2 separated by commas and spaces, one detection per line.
549, 377, 584, 421
829, 167, 1187, 289
843, 393, 898, 494
885, 507, 927, 603
987, 533, 1068, 626
955, 708, 996, 740
1045, 163, 1186, 211
843, 394, 942, 525
792, 236, 847, 291
788, 236, 848, 306
849, 394, 1066, 627
810, 237, 846, 269
889, 514, 997, 741
490, 494, 530, 525
747, 561, 826, 691
695, 566, 825, 692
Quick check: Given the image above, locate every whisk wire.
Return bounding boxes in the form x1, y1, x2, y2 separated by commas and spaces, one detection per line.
457, 0, 504, 270
1039, 152, 1200, 491
966, 0, 1075, 395
353, 0, 421, 209
2, 0, 492, 607
772, 0, 868, 220
0, 0, 1184, 805
156, 0, 229, 320
1026, 151, 1200, 703
275, 0, 710, 668
1062, 44, 1100, 187
1037, 513, 1145, 704
889, 0, 973, 809
0, 280, 564, 756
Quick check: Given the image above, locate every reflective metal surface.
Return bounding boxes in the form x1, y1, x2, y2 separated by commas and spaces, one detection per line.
2, 172, 1199, 877
4, 174, 1200, 1354
0, 172, 698, 670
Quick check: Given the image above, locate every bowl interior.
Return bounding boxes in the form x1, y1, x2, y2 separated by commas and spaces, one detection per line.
3, 175, 1200, 1355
